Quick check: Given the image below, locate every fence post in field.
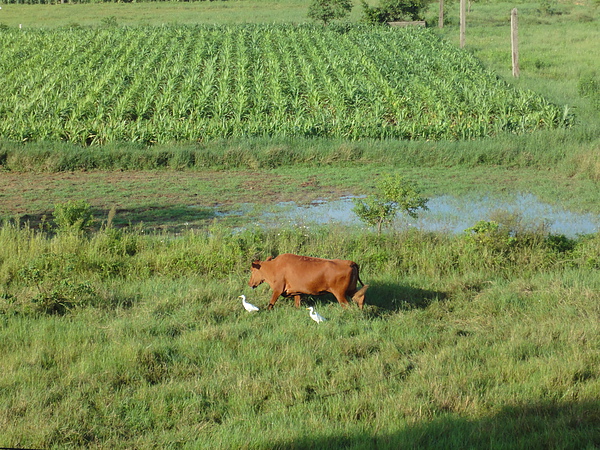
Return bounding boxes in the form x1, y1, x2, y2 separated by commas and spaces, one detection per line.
439, 0, 444, 28
460, 0, 466, 48
511, 8, 520, 77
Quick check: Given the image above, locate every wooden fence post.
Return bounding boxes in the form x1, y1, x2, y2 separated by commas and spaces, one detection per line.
439, 0, 444, 28
511, 8, 520, 77
460, 0, 466, 48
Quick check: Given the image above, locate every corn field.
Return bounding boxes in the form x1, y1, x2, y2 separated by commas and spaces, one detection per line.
0, 24, 569, 145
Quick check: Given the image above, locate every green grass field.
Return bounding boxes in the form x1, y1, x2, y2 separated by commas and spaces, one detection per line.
0, 0, 316, 27
2, 221, 600, 448
1, 0, 600, 448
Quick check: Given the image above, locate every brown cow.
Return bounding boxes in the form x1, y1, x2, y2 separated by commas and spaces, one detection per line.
248, 253, 368, 310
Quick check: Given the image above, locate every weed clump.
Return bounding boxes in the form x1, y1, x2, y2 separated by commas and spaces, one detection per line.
578, 73, 600, 111
53, 200, 94, 234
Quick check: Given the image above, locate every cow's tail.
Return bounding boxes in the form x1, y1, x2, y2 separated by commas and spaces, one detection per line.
357, 272, 365, 288
350, 262, 365, 287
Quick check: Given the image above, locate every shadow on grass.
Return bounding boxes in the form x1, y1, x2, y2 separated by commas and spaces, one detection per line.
17, 205, 216, 232
272, 400, 600, 449
110, 205, 215, 230
297, 282, 446, 314
365, 281, 447, 312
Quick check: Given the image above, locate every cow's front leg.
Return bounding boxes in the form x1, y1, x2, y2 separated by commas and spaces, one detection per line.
267, 290, 282, 310
294, 295, 302, 308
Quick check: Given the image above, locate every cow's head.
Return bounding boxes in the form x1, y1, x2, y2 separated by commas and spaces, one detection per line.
249, 256, 274, 288
249, 260, 265, 289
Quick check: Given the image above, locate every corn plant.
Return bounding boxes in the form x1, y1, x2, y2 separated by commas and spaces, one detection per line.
0, 24, 570, 145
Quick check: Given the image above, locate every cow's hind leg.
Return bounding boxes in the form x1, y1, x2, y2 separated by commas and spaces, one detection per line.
294, 295, 302, 308
331, 289, 350, 308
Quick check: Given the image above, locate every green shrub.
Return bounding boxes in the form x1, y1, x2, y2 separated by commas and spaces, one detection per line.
352, 174, 429, 234
308, 0, 353, 25
464, 220, 518, 253
53, 200, 94, 233
16, 258, 98, 315
100, 16, 118, 28
361, 0, 429, 23
538, 0, 559, 16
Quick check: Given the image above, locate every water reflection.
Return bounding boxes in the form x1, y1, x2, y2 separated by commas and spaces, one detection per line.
262, 194, 600, 237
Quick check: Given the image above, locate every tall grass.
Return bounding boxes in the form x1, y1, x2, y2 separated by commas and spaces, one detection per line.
1, 221, 600, 448
0, 130, 593, 170
2, 131, 599, 181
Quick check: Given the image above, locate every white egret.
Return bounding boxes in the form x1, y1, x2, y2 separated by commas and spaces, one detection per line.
306, 307, 326, 323
239, 295, 259, 312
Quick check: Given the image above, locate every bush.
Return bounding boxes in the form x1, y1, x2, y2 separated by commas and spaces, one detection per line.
53, 200, 94, 233
352, 174, 429, 234
15, 254, 98, 315
361, 0, 429, 23
308, 0, 353, 25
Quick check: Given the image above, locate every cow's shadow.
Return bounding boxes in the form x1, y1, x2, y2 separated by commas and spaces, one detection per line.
300, 282, 447, 316
366, 281, 447, 310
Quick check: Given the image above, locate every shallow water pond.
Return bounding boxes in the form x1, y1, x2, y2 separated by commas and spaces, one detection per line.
256, 193, 600, 237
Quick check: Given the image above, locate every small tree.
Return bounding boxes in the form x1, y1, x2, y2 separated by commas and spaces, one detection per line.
352, 174, 429, 234
308, 0, 353, 25
361, 0, 429, 24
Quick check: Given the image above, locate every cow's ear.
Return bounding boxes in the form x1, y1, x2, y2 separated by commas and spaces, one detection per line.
251, 261, 261, 269
266, 256, 274, 261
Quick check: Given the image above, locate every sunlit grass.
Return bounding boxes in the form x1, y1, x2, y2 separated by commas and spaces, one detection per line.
0, 0, 312, 28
